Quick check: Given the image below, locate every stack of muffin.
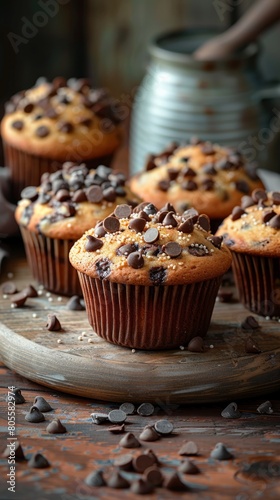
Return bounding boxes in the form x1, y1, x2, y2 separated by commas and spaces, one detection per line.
3, 77, 279, 351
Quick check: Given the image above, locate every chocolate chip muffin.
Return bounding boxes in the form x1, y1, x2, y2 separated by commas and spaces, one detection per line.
1, 77, 123, 201
129, 139, 264, 230
69, 202, 232, 349
15, 163, 141, 296
216, 189, 280, 318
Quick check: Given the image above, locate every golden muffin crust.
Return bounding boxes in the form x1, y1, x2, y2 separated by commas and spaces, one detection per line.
15, 163, 141, 240
129, 139, 264, 219
69, 202, 232, 285
1, 77, 122, 160
216, 189, 280, 257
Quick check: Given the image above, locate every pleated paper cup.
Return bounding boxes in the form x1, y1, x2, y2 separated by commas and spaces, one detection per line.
78, 272, 222, 350
19, 225, 81, 296
231, 252, 280, 318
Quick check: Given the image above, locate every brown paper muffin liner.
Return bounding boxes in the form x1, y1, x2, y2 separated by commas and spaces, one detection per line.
20, 226, 81, 296
231, 252, 280, 318
78, 272, 222, 350
3, 141, 114, 203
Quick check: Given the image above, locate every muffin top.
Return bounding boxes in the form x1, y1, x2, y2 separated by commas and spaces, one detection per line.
129, 139, 264, 219
216, 189, 280, 256
15, 162, 141, 240
69, 202, 232, 286
1, 77, 122, 160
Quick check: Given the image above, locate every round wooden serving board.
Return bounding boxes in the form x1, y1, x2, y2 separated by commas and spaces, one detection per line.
0, 254, 280, 404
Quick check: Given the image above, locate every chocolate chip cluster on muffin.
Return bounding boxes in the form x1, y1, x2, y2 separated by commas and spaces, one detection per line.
129, 138, 264, 230
70, 202, 232, 349
15, 162, 141, 296
216, 189, 280, 317
1, 77, 123, 201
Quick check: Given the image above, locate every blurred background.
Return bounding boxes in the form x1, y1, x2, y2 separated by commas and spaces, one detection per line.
1, 0, 280, 169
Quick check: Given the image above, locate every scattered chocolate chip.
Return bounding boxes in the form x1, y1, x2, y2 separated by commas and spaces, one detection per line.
168, 168, 179, 181
187, 336, 204, 353
162, 212, 177, 227
182, 166, 196, 177
103, 186, 117, 202
263, 210, 276, 223
138, 210, 150, 222
137, 402, 155, 416
28, 453, 50, 469
107, 471, 130, 489
119, 432, 141, 448
145, 154, 157, 171
215, 158, 232, 170
46, 314, 62, 331
256, 401, 273, 414
144, 448, 159, 464
197, 214, 210, 231
245, 337, 261, 354
154, 419, 174, 435
94, 223, 107, 238
35, 125, 50, 138
85, 234, 104, 252
33, 396, 53, 412
108, 409, 127, 424
201, 143, 215, 155
203, 163, 216, 175
221, 402, 241, 419
127, 251, 144, 269
46, 418, 67, 434
66, 295, 85, 310
241, 195, 255, 209
114, 204, 132, 219
208, 236, 223, 249
201, 178, 215, 191
91, 412, 109, 425
165, 472, 189, 491
139, 426, 160, 442
272, 192, 280, 205
144, 227, 159, 244
133, 453, 156, 473
144, 466, 163, 486
183, 208, 199, 222
96, 257, 111, 279
23, 285, 38, 298
2, 442, 26, 461
182, 179, 197, 191
11, 120, 24, 130
231, 206, 246, 221
128, 217, 146, 233
21, 186, 38, 202
143, 203, 158, 216
157, 180, 170, 191
25, 406, 45, 423
217, 289, 233, 303
86, 185, 103, 203
210, 443, 233, 460
85, 470, 106, 487
268, 214, 280, 229
114, 454, 133, 470
178, 218, 194, 234
119, 402, 135, 415
163, 242, 182, 258
72, 189, 87, 203
149, 266, 167, 285
1, 281, 18, 295
108, 424, 125, 434
58, 121, 74, 133
130, 478, 154, 495
116, 243, 137, 257
178, 459, 200, 474
241, 316, 259, 330
6, 388, 25, 404
252, 189, 267, 203
10, 291, 28, 308
56, 188, 70, 202
188, 245, 209, 257
44, 108, 58, 119
235, 180, 249, 194
179, 441, 199, 456
52, 179, 69, 194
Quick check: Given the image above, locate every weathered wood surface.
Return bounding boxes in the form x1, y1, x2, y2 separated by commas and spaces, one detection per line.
0, 248, 280, 404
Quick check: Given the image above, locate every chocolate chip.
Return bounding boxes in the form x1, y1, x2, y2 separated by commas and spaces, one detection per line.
46, 314, 62, 331
103, 186, 116, 202
103, 216, 120, 233
21, 186, 38, 202
119, 402, 135, 415
25, 406, 45, 423
6, 388, 25, 404
139, 426, 160, 442
182, 166, 196, 177
46, 418, 67, 434
58, 121, 74, 133
86, 185, 103, 203
203, 163, 216, 175
33, 396, 53, 412
257, 401, 273, 414
144, 227, 159, 244
128, 217, 146, 233
178, 459, 200, 474
162, 212, 177, 227
144, 448, 159, 464
183, 208, 199, 223
142, 244, 160, 256
91, 412, 109, 424
202, 178, 215, 191
241, 195, 255, 209
130, 479, 154, 494
96, 257, 111, 279
85, 470, 106, 487
143, 203, 158, 216
221, 402, 241, 419
154, 419, 174, 435
235, 180, 249, 194
188, 245, 209, 257
138, 210, 150, 222
263, 210, 276, 223
268, 214, 280, 229
178, 218, 194, 234
201, 143, 215, 155
28, 453, 50, 469
108, 409, 127, 424
95, 223, 107, 238
10, 291, 28, 308
72, 189, 87, 202
108, 424, 125, 434
217, 289, 233, 303
168, 168, 179, 181
107, 471, 130, 489
144, 466, 163, 486
44, 107, 58, 119
52, 179, 69, 194
137, 402, 154, 416
116, 243, 137, 257
127, 251, 144, 269
197, 214, 210, 231
35, 125, 50, 138
37, 192, 51, 204
119, 432, 141, 448
179, 441, 199, 457
163, 242, 182, 258
252, 189, 267, 203
165, 472, 189, 491
66, 295, 85, 310
149, 266, 167, 285
157, 180, 170, 191
208, 236, 223, 249
23, 102, 34, 113
241, 315, 259, 330
114, 204, 132, 219
1, 281, 17, 294
272, 192, 280, 205
245, 337, 261, 354
23, 285, 38, 298
114, 454, 133, 471
187, 336, 204, 352
12, 120, 24, 130
96, 164, 112, 180
145, 154, 157, 171
133, 454, 156, 473
56, 189, 70, 202
182, 180, 197, 191
2, 442, 26, 461
215, 158, 232, 170
85, 235, 104, 252
231, 206, 246, 221
210, 443, 233, 460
